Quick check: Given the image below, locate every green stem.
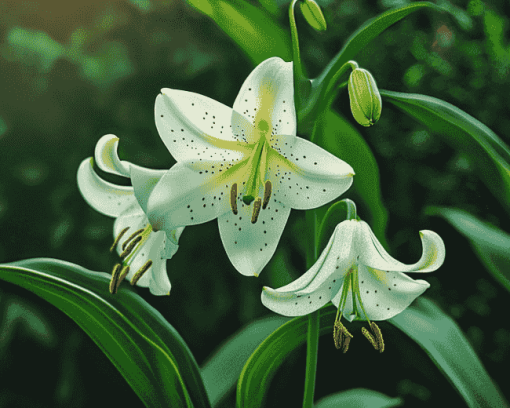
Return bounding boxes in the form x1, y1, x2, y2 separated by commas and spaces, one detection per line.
289, 0, 304, 82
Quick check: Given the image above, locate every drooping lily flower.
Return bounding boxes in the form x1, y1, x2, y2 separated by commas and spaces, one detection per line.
261, 219, 445, 351
131, 57, 354, 277
77, 134, 184, 295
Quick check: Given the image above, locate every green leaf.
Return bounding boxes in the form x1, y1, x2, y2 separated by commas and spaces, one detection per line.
301, 2, 441, 122
314, 388, 403, 408
0, 258, 211, 408
380, 90, 510, 212
185, 0, 291, 64
201, 314, 290, 407
389, 297, 509, 408
237, 299, 506, 408
426, 206, 510, 292
315, 110, 388, 248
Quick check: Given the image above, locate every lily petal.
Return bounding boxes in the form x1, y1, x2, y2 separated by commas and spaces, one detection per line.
95, 134, 131, 177
148, 251, 171, 296
145, 161, 240, 232
218, 198, 290, 277
267, 136, 354, 210
77, 158, 137, 217
155, 88, 250, 161
130, 165, 167, 214
233, 57, 296, 138
356, 221, 445, 272
340, 264, 430, 321
125, 231, 166, 288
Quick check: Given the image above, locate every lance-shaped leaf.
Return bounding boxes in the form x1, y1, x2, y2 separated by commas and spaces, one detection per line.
426, 206, 510, 293
381, 90, 510, 212
314, 388, 402, 408
0, 258, 211, 408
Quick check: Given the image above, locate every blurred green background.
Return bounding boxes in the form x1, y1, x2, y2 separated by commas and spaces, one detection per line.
0, 0, 509, 407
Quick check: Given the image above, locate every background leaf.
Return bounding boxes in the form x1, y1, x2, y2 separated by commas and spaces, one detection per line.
314, 388, 403, 408
0, 258, 211, 408
426, 206, 510, 293
381, 90, 510, 212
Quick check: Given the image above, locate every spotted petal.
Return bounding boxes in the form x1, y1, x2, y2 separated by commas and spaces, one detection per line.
233, 57, 296, 139
355, 221, 445, 273
155, 88, 250, 162
77, 158, 137, 217
336, 264, 430, 321
267, 135, 354, 209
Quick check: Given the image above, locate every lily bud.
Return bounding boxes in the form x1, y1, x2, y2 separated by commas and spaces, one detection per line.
348, 68, 382, 127
300, 0, 327, 32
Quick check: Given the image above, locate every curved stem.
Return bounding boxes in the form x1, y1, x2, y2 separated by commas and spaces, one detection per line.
289, 0, 304, 81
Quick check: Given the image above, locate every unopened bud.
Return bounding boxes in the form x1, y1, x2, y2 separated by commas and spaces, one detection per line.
348, 68, 382, 127
300, 0, 327, 32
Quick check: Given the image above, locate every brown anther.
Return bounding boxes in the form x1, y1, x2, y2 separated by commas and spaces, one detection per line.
370, 322, 385, 353
230, 183, 238, 215
362, 327, 378, 351
342, 335, 352, 353
131, 260, 153, 286
110, 227, 129, 252
120, 235, 142, 259
109, 263, 122, 294
333, 320, 344, 349
262, 180, 272, 209
251, 198, 262, 224
121, 228, 145, 250
116, 265, 130, 290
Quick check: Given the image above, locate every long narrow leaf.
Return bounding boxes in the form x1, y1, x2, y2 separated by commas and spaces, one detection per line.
0, 258, 212, 408
426, 206, 510, 292
314, 388, 403, 408
381, 90, 510, 211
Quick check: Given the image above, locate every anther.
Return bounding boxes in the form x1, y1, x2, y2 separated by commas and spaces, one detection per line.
109, 263, 122, 294
131, 260, 153, 285
251, 198, 262, 224
333, 320, 344, 349
122, 228, 145, 250
342, 335, 352, 353
110, 227, 129, 252
362, 327, 378, 351
262, 180, 272, 209
120, 235, 142, 259
230, 183, 238, 215
116, 265, 130, 289
370, 322, 385, 353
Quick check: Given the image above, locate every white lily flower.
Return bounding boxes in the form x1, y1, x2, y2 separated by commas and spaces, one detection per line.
77, 134, 184, 295
261, 219, 445, 351
131, 57, 354, 277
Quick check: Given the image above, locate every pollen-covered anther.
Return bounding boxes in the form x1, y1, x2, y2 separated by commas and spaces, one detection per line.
116, 265, 130, 289
342, 335, 352, 353
362, 327, 378, 351
251, 198, 262, 224
230, 183, 238, 215
109, 263, 122, 294
122, 228, 145, 250
262, 180, 272, 209
333, 320, 344, 349
370, 322, 385, 353
110, 227, 129, 252
131, 260, 153, 286
120, 235, 142, 259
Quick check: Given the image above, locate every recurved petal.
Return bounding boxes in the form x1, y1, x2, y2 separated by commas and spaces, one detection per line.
156, 88, 249, 162
145, 161, 238, 233
130, 165, 167, 214
94, 134, 131, 177
218, 197, 290, 277
341, 264, 430, 321
356, 221, 445, 273
267, 135, 354, 210
77, 158, 137, 217
233, 57, 296, 138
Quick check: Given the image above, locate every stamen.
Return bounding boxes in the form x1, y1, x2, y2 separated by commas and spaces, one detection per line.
333, 320, 344, 350
109, 263, 122, 294
262, 180, 272, 209
251, 198, 262, 224
116, 265, 131, 289
110, 227, 129, 252
230, 183, 238, 215
122, 228, 145, 250
362, 327, 378, 351
131, 260, 153, 285
370, 322, 385, 353
342, 335, 352, 353
120, 235, 142, 259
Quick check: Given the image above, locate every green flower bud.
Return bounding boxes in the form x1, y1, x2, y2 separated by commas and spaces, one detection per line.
348, 68, 382, 127
300, 0, 327, 32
